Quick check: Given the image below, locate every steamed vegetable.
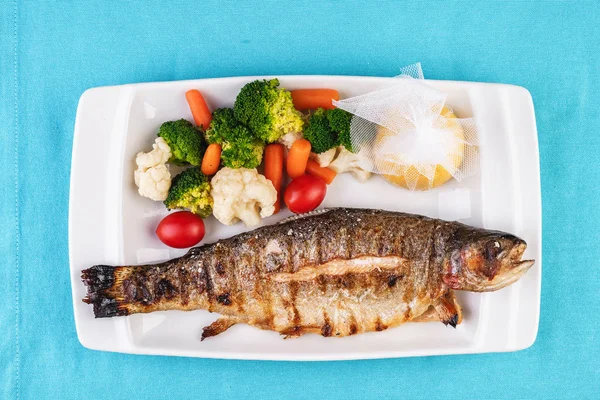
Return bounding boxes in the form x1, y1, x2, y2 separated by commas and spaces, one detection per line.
204, 108, 234, 144
303, 108, 337, 154
205, 108, 264, 169
201, 143, 222, 175
328, 147, 371, 182
233, 79, 304, 143
305, 159, 336, 184
278, 130, 303, 149
307, 109, 369, 182
286, 139, 312, 179
327, 107, 353, 152
156, 211, 205, 248
284, 174, 327, 214
221, 134, 264, 169
185, 90, 212, 130
303, 108, 353, 154
312, 148, 337, 167
210, 167, 277, 227
158, 119, 206, 166
291, 89, 339, 110
134, 137, 172, 201
164, 168, 213, 217
264, 144, 284, 213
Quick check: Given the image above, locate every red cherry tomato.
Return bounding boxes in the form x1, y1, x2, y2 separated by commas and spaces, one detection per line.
156, 211, 205, 248
284, 174, 327, 214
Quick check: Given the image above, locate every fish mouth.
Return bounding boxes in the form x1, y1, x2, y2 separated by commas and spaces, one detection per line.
484, 259, 535, 291
514, 259, 535, 270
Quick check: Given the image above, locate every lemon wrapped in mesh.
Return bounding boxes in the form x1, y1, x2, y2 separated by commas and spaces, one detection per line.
333, 64, 478, 191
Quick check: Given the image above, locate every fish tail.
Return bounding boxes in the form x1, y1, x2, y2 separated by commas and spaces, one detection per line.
82, 265, 130, 318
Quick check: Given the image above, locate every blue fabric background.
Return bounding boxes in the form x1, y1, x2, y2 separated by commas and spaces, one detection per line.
1, 1, 599, 398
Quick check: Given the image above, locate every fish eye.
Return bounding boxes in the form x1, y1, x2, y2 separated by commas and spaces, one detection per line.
484, 240, 502, 260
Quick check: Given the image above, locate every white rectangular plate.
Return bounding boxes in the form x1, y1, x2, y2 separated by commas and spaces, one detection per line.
69, 75, 541, 360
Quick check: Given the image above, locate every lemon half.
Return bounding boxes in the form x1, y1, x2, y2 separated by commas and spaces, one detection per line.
378, 106, 464, 191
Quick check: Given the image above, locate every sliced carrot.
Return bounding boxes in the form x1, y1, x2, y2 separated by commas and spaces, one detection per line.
185, 89, 212, 129
305, 159, 337, 185
201, 143, 222, 175
291, 89, 340, 110
287, 139, 312, 179
264, 144, 284, 213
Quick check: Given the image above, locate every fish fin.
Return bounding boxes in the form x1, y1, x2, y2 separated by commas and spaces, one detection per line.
434, 291, 463, 328
201, 316, 238, 341
277, 208, 334, 224
412, 306, 438, 323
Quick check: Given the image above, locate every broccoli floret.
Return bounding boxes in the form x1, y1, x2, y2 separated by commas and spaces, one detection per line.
233, 79, 304, 143
304, 108, 354, 154
221, 137, 264, 169
205, 108, 264, 169
158, 119, 206, 166
164, 168, 213, 217
205, 108, 236, 145
327, 108, 353, 152
303, 108, 338, 154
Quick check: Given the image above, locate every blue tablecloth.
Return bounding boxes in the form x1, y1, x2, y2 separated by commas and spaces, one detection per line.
1, 1, 598, 398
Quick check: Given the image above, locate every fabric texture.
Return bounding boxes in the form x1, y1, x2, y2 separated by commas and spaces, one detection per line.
1, 1, 599, 399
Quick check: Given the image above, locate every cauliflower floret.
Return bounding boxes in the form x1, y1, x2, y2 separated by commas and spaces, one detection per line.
311, 148, 337, 167
134, 137, 172, 201
328, 147, 372, 182
278, 131, 303, 149
211, 167, 277, 226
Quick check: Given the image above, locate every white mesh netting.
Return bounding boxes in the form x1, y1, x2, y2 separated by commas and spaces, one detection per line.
333, 63, 479, 190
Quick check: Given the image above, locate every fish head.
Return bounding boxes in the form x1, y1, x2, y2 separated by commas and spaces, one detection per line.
443, 228, 535, 292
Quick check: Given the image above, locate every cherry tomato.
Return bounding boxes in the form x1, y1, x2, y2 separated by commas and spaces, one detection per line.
156, 211, 205, 248
284, 174, 327, 214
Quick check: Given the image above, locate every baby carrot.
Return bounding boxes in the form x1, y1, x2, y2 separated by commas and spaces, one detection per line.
185, 89, 212, 129
286, 139, 312, 179
264, 143, 284, 213
305, 159, 337, 184
201, 143, 222, 175
290, 89, 340, 110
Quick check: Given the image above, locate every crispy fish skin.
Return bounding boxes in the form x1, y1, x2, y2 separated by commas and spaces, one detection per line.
82, 208, 533, 339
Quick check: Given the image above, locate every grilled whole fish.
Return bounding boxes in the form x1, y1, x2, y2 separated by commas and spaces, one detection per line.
82, 208, 534, 339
